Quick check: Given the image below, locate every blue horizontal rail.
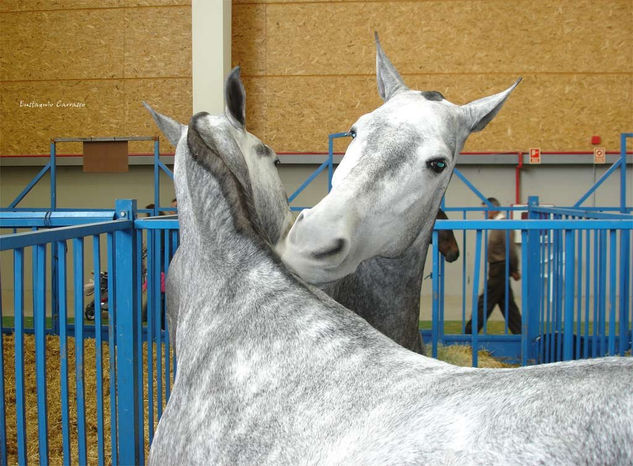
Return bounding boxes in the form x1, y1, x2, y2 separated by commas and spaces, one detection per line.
0, 220, 130, 250
433, 219, 633, 230
0, 211, 116, 228
531, 207, 633, 220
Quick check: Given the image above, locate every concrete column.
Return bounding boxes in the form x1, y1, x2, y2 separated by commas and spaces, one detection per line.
192, 0, 231, 114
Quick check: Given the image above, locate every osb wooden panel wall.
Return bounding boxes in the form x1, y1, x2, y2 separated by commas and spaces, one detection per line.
0, 1, 192, 156
233, 0, 632, 153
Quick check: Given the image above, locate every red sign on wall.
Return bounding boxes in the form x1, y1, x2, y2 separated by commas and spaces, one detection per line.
529, 148, 541, 164
594, 147, 606, 164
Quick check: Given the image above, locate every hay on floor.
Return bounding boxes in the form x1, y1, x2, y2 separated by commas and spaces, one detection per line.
2, 333, 170, 465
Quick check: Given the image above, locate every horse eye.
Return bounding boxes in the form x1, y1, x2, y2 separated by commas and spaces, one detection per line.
349, 129, 357, 139
427, 159, 447, 174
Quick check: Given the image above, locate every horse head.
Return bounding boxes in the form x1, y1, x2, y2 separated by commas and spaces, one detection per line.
436, 209, 459, 263
144, 67, 293, 246
277, 34, 519, 285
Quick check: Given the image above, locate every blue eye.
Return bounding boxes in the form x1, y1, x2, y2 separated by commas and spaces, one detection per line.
427, 159, 447, 174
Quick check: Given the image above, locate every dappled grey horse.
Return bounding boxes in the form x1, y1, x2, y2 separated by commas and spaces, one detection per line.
149, 102, 633, 464
278, 35, 519, 353
144, 67, 294, 352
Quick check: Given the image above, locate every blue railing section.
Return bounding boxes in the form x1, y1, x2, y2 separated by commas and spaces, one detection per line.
0, 201, 180, 465
429, 198, 632, 366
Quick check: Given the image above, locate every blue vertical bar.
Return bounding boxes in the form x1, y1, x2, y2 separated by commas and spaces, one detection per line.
620, 133, 628, 213
164, 230, 172, 401
50, 140, 57, 210
147, 229, 155, 442
546, 230, 553, 363
106, 232, 118, 466
171, 231, 179, 378
135, 230, 146, 464
114, 199, 140, 465
554, 230, 563, 361
521, 229, 529, 365
57, 241, 71, 465
608, 230, 617, 355
537, 227, 545, 363
73, 238, 87, 465
584, 231, 591, 359
482, 230, 489, 334
154, 139, 160, 216
619, 229, 630, 355
439, 250, 446, 341
461, 213, 467, 332
431, 230, 440, 358
34, 244, 49, 463
0, 279, 6, 465
575, 230, 583, 359
51, 233, 59, 336
503, 229, 510, 334
598, 230, 607, 355
526, 196, 541, 364
14, 248, 27, 464
471, 230, 483, 367
563, 230, 575, 361
154, 230, 163, 420
92, 235, 105, 466
592, 231, 599, 357
327, 135, 334, 192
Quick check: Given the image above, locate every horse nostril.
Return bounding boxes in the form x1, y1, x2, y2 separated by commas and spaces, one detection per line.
445, 251, 459, 263
311, 238, 347, 259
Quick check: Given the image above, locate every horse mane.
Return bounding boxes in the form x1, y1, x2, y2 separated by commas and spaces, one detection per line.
186, 112, 265, 241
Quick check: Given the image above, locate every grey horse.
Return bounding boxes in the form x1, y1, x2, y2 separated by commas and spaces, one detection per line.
144, 67, 294, 353
148, 101, 633, 464
278, 34, 520, 353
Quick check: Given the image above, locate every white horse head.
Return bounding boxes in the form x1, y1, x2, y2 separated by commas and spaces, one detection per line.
144, 67, 294, 246
278, 35, 520, 284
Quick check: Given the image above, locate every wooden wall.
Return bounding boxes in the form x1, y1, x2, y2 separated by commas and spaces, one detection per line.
1, 1, 631, 157
233, 0, 633, 153
0, 1, 192, 156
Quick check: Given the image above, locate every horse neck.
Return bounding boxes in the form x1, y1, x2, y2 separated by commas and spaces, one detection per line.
176, 154, 257, 266
324, 226, 433, 352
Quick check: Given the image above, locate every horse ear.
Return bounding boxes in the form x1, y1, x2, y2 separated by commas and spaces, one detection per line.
461, 78, 522, 133
143, 102, 185, 147
225, 66, 246, 129
375, 32, 408, 102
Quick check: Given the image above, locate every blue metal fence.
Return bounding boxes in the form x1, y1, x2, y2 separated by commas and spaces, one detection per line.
0, 201, 179, 465
1, 197, 632, 464
428, 199, 632, 366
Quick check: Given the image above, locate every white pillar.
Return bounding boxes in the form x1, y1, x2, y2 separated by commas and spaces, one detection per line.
192, 0, 231, 114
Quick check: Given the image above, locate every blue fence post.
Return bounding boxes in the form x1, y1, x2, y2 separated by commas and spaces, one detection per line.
525, 196, 541, 363
563, 229, 575, 360
431, 231, 440, 358
51, 140, 57, 210
154, 138, 160, 216
114, 199, 140, 464
620, 133, 631, 214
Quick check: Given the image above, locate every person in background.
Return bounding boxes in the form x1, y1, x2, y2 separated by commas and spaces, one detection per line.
465, 197, 522, 334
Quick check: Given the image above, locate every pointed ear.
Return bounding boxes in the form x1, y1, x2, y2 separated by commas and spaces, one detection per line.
461, 78, 522, 133
375, 32, 408, 102
143, 102, 185, 147
225, 66, 246, 129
